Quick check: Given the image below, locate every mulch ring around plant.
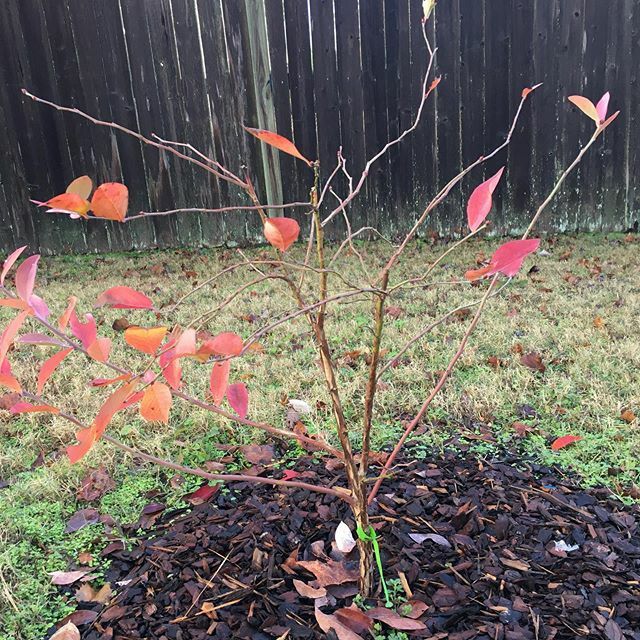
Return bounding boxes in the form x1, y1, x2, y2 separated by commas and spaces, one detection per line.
61, 449, 640, 640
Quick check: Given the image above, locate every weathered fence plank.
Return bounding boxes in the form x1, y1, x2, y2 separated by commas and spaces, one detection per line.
0, 0, 637, 255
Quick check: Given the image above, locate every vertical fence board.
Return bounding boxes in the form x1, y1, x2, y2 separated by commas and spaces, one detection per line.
0, 0, 637, 255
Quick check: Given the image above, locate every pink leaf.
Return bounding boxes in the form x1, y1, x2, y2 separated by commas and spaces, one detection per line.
227, 382, 248, 418
28, 294, 50, 320
174, 328, 197, 357
0, 310, 31, 367
595, 92, 610, 123
14, 255, 39, 302
95, 286, 153, 310
199, 332, 244, 358
69, 312, 97, 349
551, 435, 582, 451
467, 167, 505, 232
264, 218, 300, 252
1, 246, 27, 285
209, 360, 230, 406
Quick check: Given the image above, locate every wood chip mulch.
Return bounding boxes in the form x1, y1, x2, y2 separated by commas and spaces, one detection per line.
68, 450, 640, 640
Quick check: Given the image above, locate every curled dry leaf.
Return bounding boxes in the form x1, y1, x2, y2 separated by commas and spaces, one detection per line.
49, 622, 81, 640
293, 579, 327, 599
77, 466, 115, 502
297, 559, 359, 587
365, 607, 427, 631
315, 608, 365, 640
620, 409, 636, 423
520, 351, 546, 373
335, 521, 357, 553
50, 569, 93, 586
551, 434, 582, 451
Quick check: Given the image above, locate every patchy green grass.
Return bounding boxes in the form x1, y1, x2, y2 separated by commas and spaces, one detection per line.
1, 233, 639, 638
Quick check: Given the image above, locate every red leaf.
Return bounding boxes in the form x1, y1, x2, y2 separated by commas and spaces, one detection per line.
568, 95, 599, 124
467, 166, 504, 232
15, 254, 39, 303
184, 483, 219, 505
90, 182, 128, 222
551, 435, 582, 451
10, 402, 60, 415
491, 238, 541, 276
209, 360, 230, 405
160, 345, 182, 390
227, 382, 248, 418
139, 382, 172, 423
66, 175, 93, 200
199, 331, 244, 358
43, 193, 91, 218
521, 82, 543, 99
37, 347, 73, 395
264, 217, 300, 252
244, 126, 312, 166
1, 246, 27, 285
95, 286, 153, 310
465, 239, 540, 281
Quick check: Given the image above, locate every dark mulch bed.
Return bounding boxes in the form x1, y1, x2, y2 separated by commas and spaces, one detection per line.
66, 449, 640, 640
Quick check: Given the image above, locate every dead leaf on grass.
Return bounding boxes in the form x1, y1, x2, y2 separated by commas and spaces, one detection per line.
520, 351, 546, 373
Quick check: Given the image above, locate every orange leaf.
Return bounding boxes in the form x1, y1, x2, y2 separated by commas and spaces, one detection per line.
551, 435, 582, 451
87, 337, 112, 363
209, 360, 230, 406
93, 380, 139, 439
90, 373, 131, 387
199, 332, 243, 357
10, 402, 60, 415
44, 193, 91, 218
568, 95, 599, 124
67, 426, 97, 464
244, 127, 312, 166
0, 310, 31, 367
264, 217, 300, 252
58, 296, 78, 330
521, 82, 543, 99
0, 299, 30, 310
124, 326, 167, 354
90, 182, 129, 222
0, 372, 21, 392
66, 175, 93, 200
140, 382, 172, 423
37, 347, 73, 395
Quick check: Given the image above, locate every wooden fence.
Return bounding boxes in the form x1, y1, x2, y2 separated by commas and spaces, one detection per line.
0, 0, 638, 255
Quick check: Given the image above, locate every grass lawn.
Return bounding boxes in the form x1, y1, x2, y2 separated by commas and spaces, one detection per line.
0, 232, 638, 639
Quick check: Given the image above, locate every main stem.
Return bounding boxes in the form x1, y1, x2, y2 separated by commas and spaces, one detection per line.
311, 164, 372, 594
